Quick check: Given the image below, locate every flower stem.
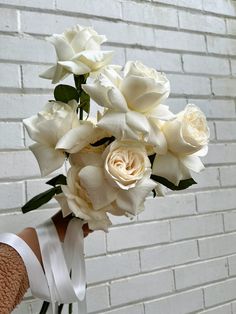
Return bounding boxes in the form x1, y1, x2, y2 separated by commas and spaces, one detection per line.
39, 301, 50, 314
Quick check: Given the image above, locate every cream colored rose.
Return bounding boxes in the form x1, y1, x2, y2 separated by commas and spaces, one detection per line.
121, 61, 170, 113
40, 24, 113, 83
61, 166, 112, 231
104, 140, 151, 190
82, 61, 173, 153
23, 100, 79, 176
163, 104, 210, 155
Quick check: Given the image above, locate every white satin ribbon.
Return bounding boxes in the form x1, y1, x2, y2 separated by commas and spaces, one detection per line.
0, 217, 87, 314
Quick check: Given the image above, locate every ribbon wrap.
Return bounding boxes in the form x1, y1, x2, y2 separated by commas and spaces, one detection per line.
0, 217, 87, 314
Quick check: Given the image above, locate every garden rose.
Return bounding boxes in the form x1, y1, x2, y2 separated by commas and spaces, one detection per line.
82, 61, 173, 153
152, 104, 210, 185
23, 100, 79, 176
163, 104, 210, 155
40, 24, 113, 83
104, 140, 151, 189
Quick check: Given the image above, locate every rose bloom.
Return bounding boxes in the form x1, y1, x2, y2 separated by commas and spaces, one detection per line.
82, 61, 173, 153
152, 104, 210, 185
163, 104, 210, 155
40, 24, 113, 83
23, 100, 79, 176
104, 140, 151, 190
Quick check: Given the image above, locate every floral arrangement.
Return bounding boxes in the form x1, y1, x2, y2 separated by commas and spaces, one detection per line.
22, 24, 210, 233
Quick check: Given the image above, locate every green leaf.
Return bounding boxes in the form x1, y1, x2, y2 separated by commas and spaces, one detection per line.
151, 175, 197, 191
148, 154, 156, 166
21, 186, 62, 213
54, 84, 79, 103
46, 174, 67, 187
152, 189, 157, 198
79, 90, 90, 114
91, 136, 115, 147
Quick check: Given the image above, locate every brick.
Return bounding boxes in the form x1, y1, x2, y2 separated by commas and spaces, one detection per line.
171, 214, 224, 241
0, 35, 54, 63
0, 0, 54, 9
84, 231, 106, 257
57, 0, 122, 19
0, 209, 57, 233
22, 64, 53, 90
203, 144, 236, 164
155, 30, 206, 52
140, 240, 199, 271
145, 289, 203, 314
191, 167, 220, 190
227, 18, 236, 35
139, 193, 196, 221
183, 55, 230, 75
0, 122, 24, 149
20, 11, 87, 35
153, 0, 203, 10
220, 166, 236, 187
93, 21, 155, 47
107, 221, 170, 252
199, 233, 236, 259
0, 151, 40, 179
212, 78, 236, 97
231, 59, 236, 76
204, 278, 236, 307
198, 304, 232, 314
203, 0, 236, 17
208, 121, 216, 141
174, 258, 228, 289
228, 254, 236, 275
215, 121, 236, 141
187, 99, 236, 119
86, 251, 140, 284
126, 48, 182, 72
168, 74, 211, 96
0, 8, 17, 32
110, 270, 173, 306
87, 284, 109, 313
224, 211, 236, 232
179, 12, 226, 34
0, 63, 20, 88
197, 188, 236, 213
122, 2, 178, 28
0, 182, 25, 210
207, 36, 236, 56
104, 45, 126, 65
102, 304, 144, 314
0, 94, 50, 119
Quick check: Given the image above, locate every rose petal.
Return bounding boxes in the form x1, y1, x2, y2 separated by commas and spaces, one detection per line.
58, 60, 91, 75
152, 151, 191, 186
30, 143, 65, 176
180, 155, 205, 173
48, 34, 74, 61
149, 104, 175, 120
56, 122, 94, 153
79, 166, 117, 210
116, 175, 157, 215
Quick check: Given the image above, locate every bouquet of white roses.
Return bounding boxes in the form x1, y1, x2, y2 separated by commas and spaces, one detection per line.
18, 24, 209, 313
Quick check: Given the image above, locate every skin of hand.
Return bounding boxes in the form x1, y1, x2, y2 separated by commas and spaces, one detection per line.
17, 211, 93, 265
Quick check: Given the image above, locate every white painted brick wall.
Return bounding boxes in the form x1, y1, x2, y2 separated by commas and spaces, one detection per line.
0, 0, 236, 313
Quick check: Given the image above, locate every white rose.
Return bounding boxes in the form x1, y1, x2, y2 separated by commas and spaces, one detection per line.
78, 140, 157, 216
82, 61, 174, 153
60, 166, 112, 232
163, 104, 210, 155
121, 61, 170, 113
40, 24, 113, 83
104, 140, 151, 189
23, 100, 79, 176
152, 104, 210, 185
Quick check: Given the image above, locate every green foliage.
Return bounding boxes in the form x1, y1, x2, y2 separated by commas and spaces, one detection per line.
21, 186, 62, 213
151, 175, 197, 191
54, 84, 79, 103
46, 174, 67, 187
